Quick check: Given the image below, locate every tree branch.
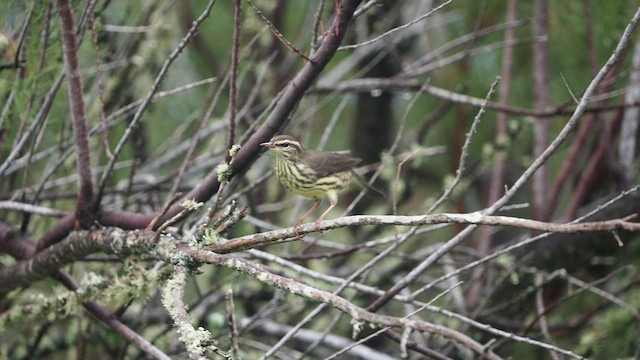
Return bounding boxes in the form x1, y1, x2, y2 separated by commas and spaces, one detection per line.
56, 0, 95, 222
5, 211, 640, 294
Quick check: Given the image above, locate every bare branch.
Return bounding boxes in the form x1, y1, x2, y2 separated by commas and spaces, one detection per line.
313, 78, 640, 116
56, 0, 95, 220
245, 0, 313, 63
0, 201, 69, 217
339, 0, 452, 50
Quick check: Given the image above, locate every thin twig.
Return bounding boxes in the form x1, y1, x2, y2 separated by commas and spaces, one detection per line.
227, 0, 242, 163
186, 249, 502, 360
535, 273, 562, 360
167, 82, 219, 198
467, 0, 517, 307
310, 0, 325, 53
0, 201, 69, 217
226, 289, 240, 359
325, 282, 463, 360
339, 0, 452, 50
90, 8, 114, 160
257, 217, 416, 359
428, 76, 501, 213
147, 193, 183, 231
245, 0, 313, 63
0, 2, 33, 70
314, 78, 640, 117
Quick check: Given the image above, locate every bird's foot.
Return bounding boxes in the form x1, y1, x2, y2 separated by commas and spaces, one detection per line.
293, 221, 303, 238
314, 219, 324, 235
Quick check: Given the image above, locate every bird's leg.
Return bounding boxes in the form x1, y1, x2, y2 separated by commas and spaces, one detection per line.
315, 198, 337, 234
294, 199, 321, 237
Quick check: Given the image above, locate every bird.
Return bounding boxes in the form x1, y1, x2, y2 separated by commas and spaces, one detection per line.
261, 134, 378, 236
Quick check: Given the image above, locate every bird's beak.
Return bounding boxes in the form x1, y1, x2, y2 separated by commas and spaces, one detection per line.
260, 142, 274, 149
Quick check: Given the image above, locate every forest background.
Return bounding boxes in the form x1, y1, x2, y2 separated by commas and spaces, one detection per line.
1, 1, 640, 359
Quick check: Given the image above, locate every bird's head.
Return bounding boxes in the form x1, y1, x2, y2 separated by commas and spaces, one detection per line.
261, 135, 303, 160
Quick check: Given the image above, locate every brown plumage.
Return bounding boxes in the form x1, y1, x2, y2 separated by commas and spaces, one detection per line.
261, 134, 368, 235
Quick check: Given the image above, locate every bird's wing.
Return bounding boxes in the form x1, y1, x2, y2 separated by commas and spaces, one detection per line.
304, 150, 361, 177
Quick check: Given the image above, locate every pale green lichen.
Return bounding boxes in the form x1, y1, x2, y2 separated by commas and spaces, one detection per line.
162, 273, 228, 358
169, 252, 191, 267
351, 319, 365, 338
107, 263, 163, 303
201, 227, 219, 245
178, 326, 214, 351
161, 275, 180, 318
80, 272, 105, 287
228, 144, 241, 158
216, 163, 232, 182
0, 290, 80, 330
181, 199, 204, 211
184, 233, 198, 247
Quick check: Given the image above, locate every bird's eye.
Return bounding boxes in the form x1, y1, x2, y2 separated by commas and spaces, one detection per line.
281, 143, 290, 148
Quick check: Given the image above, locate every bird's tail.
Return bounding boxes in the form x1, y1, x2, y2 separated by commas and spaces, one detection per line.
350, 170, 385, 197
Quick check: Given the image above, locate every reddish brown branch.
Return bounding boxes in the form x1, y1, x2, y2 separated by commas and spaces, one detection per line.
0, 222, 36, 260
56, 0, 95, 225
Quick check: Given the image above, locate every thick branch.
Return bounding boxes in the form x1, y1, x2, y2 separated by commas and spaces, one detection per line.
209, 213, 640, 253
0, 222, 36, 260
5, 212, 640, 294
2, 228, 153, 294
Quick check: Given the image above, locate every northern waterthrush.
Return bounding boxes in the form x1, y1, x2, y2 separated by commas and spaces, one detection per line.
261, 134, 377, 235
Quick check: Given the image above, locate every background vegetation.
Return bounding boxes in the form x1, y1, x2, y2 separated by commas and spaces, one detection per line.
1, 0, 640, 359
